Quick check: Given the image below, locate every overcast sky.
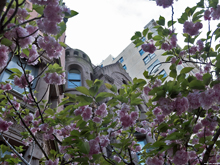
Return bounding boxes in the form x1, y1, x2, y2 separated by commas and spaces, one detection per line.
63, 0, 216, 65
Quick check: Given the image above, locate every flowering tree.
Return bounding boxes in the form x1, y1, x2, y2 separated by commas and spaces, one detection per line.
1, 0, 220, 165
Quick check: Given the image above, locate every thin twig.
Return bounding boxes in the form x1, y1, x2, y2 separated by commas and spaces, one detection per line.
0, 133, 30, 165
29, 141, 35, 163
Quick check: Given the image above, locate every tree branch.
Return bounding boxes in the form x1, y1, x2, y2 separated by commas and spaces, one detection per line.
202, 127, 220, 164
1, 133, 30, 165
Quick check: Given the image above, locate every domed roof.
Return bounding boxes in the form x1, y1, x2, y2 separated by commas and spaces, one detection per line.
65, 47, 91, 63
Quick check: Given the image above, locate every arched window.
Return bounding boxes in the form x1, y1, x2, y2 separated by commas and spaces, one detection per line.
68, 69, 81, 88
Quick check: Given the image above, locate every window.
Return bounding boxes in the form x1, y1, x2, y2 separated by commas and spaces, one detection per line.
66, 51, 70, 56
139, 49, 145, 56
141, 37, 146, 42
83, 54, 86, 58
74, 51, 78, 55
0, 55, 38, 94
143, 53, 156, 65
123, 65, 127, 70
118, 57, 124, 63
68, 69, 81, 88
147, 59, 161, 74
137, 139, 149, 165
159, 69, 167, 78
149, 53, 156, 59
143, 56, 150, 64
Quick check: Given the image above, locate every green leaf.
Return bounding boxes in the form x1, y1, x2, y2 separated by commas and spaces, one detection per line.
1, 38, 12, 46
209, 0, 219, 8
203, 73, 212, 85
216, 140, 220, 148
157, 16, 165, 26
45, 108, 55, 116
76, 86, 90, 95
64, 10, 78, 18
168, 20, 176, 27
79, 142, 90, 154
152, 35, 163, 41
22, 48, 30, 57
148, 32, 153, 40
9, 68, 22, 75
135, 31, 142, 37
192, 10, 204, 22
169, 69, 177, 79
166, 56, 173, 62
197, 0, 204, 7
55, 22, 66, 40
180, 67, 194, 74
142, 28, 149, 37
189, 80, 205, 90
59, 42, 67, 47
33, 4, 44, 15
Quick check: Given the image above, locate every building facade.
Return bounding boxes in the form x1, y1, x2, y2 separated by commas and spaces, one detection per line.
100, 19, 199, 81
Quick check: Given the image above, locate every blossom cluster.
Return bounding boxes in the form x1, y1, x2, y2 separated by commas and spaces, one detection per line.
14, 74, 34, 89
0, 45, 9, 69
38, 36, 63, 59
0, 118, 13, 132
156, 0, 174, 8
30, 0, 70, 35
21, 45, 39, 65
43, 72, 66, 85
117, 103, 139, 128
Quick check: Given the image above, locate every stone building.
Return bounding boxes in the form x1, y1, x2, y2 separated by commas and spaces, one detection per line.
65, 46, 154, 164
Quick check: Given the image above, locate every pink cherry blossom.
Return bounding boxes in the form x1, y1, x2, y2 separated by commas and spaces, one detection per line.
175, 97, 189, 115
153, 107, 162, 116
0, 45, 9, 69
144, 86, 151, 95
204, 9, 212, 20
211, 5, 220, 20
170, 34, 177, 48
161, 43, 171, 51
172, 149, 188, 165
81, 107, 92, 121
0, 118, 13, 132
158, 97, 175, 115
141, 43, 156, 54
89, 139, 100, 155
195, 73, 203, 81
146, 156, 164, 165
95, 103, 108, 117
183, 21, 203, 36
45, 158, 59, 165
193, 122, 203, 133
199, 88, 216, 110
92, 117, 103, 124
113, 155, 121, 163
156, 0, 173, 8
0, 83, 12, 91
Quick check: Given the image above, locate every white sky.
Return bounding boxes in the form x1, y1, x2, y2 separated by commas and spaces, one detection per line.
63, 0, 217, 65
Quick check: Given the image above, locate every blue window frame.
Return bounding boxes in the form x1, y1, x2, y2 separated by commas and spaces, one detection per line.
137, 139, 149, 165
147, 59, 161, 74
143, 53, 156, 65
143, 56, 150, 64
0, 55, 38, 94
149, 53, 156, 59
68, 69, 81, 88
118, 57, 124, 63
139, 49, 145, 56
159, 69, 167, 78
141, 37, 146, 42
123, 65, 127, 70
